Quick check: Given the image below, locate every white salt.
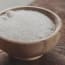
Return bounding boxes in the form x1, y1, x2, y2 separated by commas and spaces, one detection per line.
0, 10, 55, 42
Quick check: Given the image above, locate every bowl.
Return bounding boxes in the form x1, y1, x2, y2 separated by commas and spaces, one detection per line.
0, 6, 62, 61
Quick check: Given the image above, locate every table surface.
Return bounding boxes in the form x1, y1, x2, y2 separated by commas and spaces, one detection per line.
7, 0, 65, 65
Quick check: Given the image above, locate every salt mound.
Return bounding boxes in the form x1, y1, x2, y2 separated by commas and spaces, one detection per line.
0, 10, 55, 42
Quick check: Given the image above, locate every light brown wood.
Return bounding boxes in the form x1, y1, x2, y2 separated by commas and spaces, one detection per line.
0, 6, 61, 61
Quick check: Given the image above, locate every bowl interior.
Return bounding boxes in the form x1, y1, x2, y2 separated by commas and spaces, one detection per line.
0, 6, 61, 43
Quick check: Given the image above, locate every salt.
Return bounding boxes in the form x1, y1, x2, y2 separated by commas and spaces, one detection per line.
0, 10, 55, 42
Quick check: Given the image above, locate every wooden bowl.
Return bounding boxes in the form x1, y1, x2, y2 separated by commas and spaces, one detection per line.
0, 6, 62, 61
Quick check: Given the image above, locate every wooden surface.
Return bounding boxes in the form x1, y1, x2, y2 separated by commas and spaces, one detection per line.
8, 0, 65, 65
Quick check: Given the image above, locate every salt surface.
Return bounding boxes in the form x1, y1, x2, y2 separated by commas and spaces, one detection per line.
0, 10, 55, 42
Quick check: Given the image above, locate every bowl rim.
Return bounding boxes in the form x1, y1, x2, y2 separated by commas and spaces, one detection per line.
0, 6, 62, 44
